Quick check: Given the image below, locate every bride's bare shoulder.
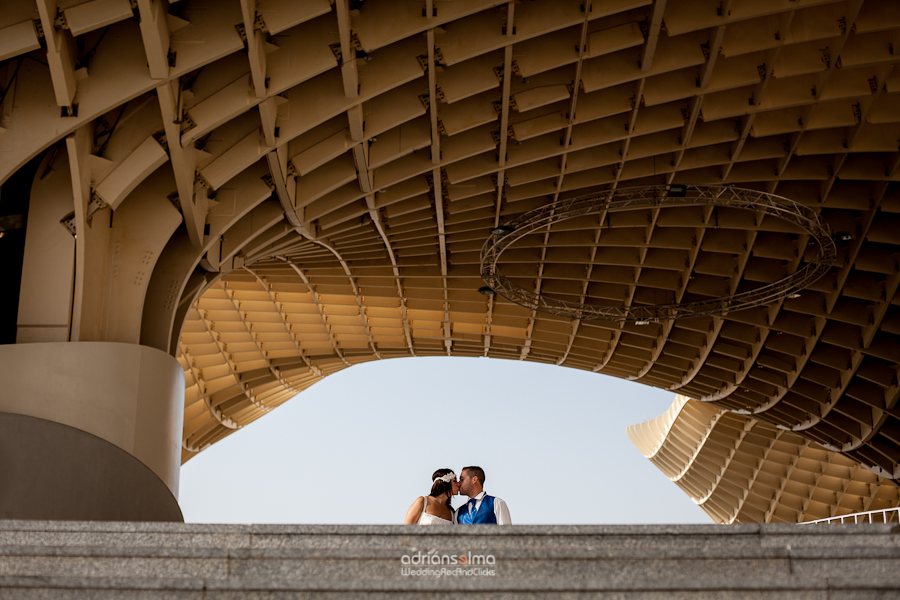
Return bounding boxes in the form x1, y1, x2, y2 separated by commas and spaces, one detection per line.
404, 496, 427, 524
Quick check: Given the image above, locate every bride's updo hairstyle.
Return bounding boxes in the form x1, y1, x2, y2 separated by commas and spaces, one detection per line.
431, 468, 455, 511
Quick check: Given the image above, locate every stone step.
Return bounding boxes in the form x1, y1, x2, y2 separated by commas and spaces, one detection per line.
1, 544, 899, 580
2, 522, 898, 550
1, 575, 900, 599
1, 522, 897, 598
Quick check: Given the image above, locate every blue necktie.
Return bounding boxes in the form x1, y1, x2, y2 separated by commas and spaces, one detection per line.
467, 498, 476, 517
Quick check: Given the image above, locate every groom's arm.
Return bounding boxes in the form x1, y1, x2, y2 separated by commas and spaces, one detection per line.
494, 498, 511, 525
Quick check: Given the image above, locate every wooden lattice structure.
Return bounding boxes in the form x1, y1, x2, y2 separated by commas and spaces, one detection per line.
628, 396, 900, 523
2, 0, 900, 519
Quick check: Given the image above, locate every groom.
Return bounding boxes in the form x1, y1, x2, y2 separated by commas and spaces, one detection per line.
454, 466, 511, 525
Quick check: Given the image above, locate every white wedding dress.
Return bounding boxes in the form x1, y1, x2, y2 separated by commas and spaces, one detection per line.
416, 496, 453, 525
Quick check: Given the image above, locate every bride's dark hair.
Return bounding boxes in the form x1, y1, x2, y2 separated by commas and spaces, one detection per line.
430, 468, 455, 512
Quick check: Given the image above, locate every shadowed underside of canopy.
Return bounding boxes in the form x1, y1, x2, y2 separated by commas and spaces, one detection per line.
2, 0, 900, 520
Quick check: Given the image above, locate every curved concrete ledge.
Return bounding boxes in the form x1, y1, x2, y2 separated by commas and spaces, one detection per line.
0, 413, 182, 522
0, 342, 184, 497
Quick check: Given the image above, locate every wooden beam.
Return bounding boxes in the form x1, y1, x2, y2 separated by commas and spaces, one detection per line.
66, 124, 110, 341
640, 0, 667, 73
36, 0, 77, 109
157, 81, 206, 247
136, 0, 170, 79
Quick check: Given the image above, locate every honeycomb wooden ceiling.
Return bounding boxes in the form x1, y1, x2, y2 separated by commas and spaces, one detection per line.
629, 396, 900, 523
1, 0, 899, 484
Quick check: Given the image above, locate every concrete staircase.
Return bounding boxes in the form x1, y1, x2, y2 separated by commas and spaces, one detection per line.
1, 521, 899, 598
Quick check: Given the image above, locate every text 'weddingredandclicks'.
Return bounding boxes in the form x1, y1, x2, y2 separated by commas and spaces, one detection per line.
400, 551, 497, 577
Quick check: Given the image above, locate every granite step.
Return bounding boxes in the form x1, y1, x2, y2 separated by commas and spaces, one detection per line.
0, 521, 897, 598
2, 575, 900, 599
3, 522, 898, 550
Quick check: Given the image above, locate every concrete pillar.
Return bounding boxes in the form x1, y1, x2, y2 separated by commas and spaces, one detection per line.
0, 342, 184, 521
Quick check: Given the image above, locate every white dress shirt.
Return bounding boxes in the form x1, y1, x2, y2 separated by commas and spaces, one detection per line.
453, 491, 512, 525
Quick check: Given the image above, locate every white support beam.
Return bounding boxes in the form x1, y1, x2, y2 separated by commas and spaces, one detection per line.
36, 0, 78, 109
347, 103, 364, 142
352, 143, 372, 193
266, 147, 311, 234
258, 95, 286, 148
641, 0, 667, 72
66, 124, 111, 341
483, 2, 519, 357
335, 0, 357, 99
136, 0, 170, 79
240, 0, 268, 98
157, 80, 206, 246
667, 24, 725, 184
424, 27, 451, 354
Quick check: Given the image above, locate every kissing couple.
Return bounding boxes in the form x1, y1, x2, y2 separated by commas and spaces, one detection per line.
403, 466, 511, 525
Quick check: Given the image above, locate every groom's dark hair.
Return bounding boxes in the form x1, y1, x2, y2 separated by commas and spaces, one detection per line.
463, 466, 486, 485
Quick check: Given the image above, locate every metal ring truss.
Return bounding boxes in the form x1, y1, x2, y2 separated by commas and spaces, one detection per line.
480, 185, 837, 323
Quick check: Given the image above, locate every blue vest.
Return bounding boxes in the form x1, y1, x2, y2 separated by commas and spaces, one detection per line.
457, 495, 497, 524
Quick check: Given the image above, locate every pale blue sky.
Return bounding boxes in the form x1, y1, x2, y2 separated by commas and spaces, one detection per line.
179, 357, 710, 524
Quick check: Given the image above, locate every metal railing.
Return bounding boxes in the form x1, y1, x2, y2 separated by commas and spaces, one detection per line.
802, 506, 900, 525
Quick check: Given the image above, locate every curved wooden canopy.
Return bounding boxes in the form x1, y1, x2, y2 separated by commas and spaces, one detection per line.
628, 396, 900, 523
2, 0, 900, 503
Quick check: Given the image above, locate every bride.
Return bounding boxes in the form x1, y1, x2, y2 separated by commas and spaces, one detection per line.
403, 468, 458, 525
